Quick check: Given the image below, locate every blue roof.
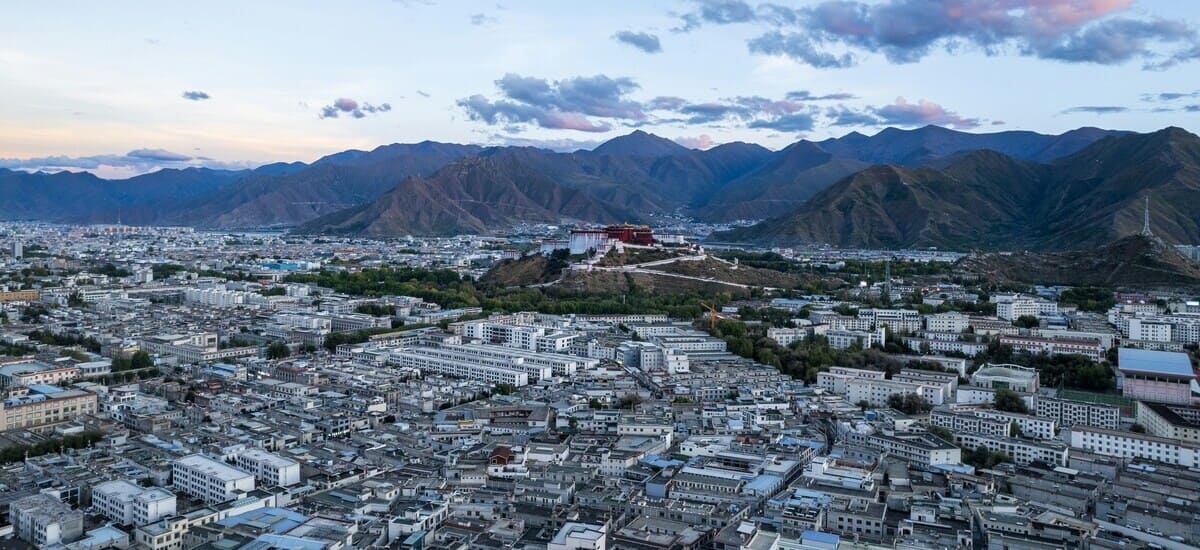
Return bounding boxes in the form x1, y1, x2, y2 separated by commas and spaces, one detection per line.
27, 384, 64, 395
745, 474, 781, 492
1118, 348, 1195, 377
218, 507, 309, 534
802, 530, 840, 544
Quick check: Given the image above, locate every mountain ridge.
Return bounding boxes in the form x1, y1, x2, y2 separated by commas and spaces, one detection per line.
717, 127, 1200, 250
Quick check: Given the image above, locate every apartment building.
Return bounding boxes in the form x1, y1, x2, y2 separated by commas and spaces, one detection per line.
92, 479, 177, 526
998, 334, 1106, 362
1068, 426, 1200, 468
1034, 396, 1120, 429
955, 432, 1069, 466
995, 294, 1057, 321
858, 309, 921, 333
393, 347, 533, 387
172, 454, 256, 504
1136, 402, 1200, 444
9, 493, 84, 547
0, 387, 98, 432
860, 432, 961, 466
233, 448, 301, 487
767, 327, 807, 347
932, 408, 1056, 440
0, 359, 79, 388
827, 328, 886, 350
924, 312, 969, 333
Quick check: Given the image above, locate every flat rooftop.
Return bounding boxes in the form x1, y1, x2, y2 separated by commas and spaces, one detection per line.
175, 454, 254, 481
1118, 348, 1195, 378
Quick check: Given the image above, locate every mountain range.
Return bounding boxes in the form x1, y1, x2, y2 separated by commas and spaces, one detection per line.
5, 125, 1198, 251
719, 127, 1200, 250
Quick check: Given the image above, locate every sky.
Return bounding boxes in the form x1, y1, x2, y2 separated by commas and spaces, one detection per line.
2, 0, 1200, 177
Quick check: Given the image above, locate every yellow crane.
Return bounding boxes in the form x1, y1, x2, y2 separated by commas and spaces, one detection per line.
700, 302, 722, 330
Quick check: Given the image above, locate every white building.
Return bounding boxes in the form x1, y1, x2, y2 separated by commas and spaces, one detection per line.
1068, 426, 1200, 468
971, 364, 1040, 393
955, 432, 1069, 466
859, 309, 921, 333
924, 312, 969, 333
818, 367, 948, 406
995, 294, 1057, 321
827, 328, 886, 350
393, 347, 533, 387
1034, 396, 1120, 430
767, 327, 807, 347
234, 448, 301, 487
91, 480, 177, 526
9, 493, 84, 548
1128, 318, 1173, 342
549, 522, 607, 550
172, 454, 256, 504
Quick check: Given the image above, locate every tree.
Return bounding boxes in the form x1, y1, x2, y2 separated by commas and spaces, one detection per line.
266, 341, 290, 359
493, 383, 515, 395
616, 394, 642, 410
856, 400, 871, 411
1014, 315, 1040, 328
887, 393, 933, 415
130, 350, 153, 369
992, 389, 1029, 414
928, 425, 954, 443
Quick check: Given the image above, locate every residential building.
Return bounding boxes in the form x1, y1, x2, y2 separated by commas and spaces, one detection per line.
172, 454, 256, 504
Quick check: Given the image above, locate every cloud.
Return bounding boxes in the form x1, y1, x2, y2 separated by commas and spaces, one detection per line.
181, 90, 210, 101
647, 96, 688, 110
417, 90, 431, 97
825, 106, 881, 127
613, 30, 662, 53
696, 0, 1200, 70
469, 13, 497, 25
1061, 105, 1129, 114
674, 134, 716, 149
318, 97, 392, 119
127, 148, 193, 162
458, 73, 645, 133
1184, 104, 1200, 112
747, 112, 815, 132
748, 31, 856, 68
674, 0, 757, 32
871, 97, 980, 129
787, 90, 856, 101
1141, 90, 1200, 102
0, 149, 255, 178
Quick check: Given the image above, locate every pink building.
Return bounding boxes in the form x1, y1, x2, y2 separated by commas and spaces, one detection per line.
1118, 348, 1197, 406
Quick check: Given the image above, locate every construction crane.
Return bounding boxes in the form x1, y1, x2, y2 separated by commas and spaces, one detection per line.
700, 302, 723, 330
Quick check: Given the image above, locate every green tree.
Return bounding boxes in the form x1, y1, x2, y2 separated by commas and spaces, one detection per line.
130, 350, 153, 369
928, 425, 954, 443
887, 393, 933, 415
266, 341, 290, 359
992, 389, 1029, 414
1014, 315, 1040, 328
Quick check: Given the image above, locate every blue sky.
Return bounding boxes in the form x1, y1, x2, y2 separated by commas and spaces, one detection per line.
2, 0, 1199, 177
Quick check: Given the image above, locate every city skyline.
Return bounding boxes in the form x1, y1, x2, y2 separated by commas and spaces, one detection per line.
2, 0, 1200, 177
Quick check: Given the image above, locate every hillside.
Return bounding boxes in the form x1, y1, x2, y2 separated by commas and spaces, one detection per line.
719, 128, 1200, 251
0, 126, 1120, 230
296, 155, 636, 236
959, 235, 1200, 287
